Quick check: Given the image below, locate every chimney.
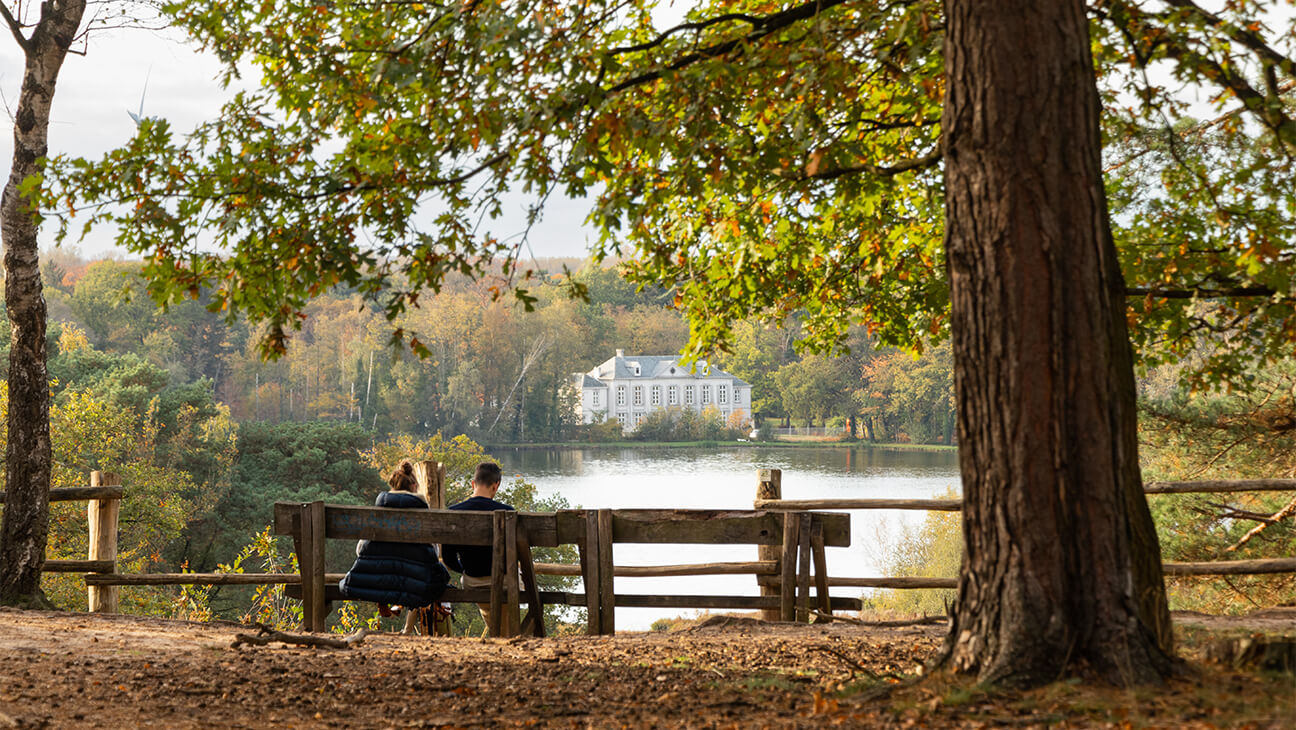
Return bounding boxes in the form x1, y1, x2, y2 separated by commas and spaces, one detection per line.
616, 349, 624, 357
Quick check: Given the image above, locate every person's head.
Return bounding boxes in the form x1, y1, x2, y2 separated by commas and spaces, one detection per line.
471, 462, 502, 496
388, 460, 418, 492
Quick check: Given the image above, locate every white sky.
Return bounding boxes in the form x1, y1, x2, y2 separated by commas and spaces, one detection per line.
0, 24, 596, 261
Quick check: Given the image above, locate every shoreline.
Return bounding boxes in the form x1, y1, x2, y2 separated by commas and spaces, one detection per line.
482, 440, 957, 453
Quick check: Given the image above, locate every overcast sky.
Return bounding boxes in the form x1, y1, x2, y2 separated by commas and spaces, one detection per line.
0, 23, 597, 262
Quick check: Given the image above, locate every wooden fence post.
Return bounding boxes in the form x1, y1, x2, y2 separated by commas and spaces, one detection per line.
756, 469, 782, 621
780, 511, 799, 622
299, 501, 328, 632
580, 510, 601, 635
413, 460, 445, 509
87, 471, 121, 613
597, 509, 615, 635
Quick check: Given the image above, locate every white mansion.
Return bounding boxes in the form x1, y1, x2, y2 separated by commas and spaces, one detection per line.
573, 350, 753, 432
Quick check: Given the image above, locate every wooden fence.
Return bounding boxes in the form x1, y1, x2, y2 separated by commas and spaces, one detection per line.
6, 465, 1295, 633
0, 471, 123, 611
753, 469, 1296, 589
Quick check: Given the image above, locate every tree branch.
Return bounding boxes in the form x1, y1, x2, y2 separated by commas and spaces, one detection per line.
0, 2, 32, 53
1226, 493, 1296, 553
1161, 0, 1296, 75
788, 149, 942, 180
605, 0, 855, 95
1126, 285, 1277, 299
608, 13, 768, 56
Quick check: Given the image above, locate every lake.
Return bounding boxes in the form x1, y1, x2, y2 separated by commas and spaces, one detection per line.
493, 445, 962, 630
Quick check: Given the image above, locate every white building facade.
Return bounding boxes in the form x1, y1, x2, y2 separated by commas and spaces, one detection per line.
573, 350, 753, 432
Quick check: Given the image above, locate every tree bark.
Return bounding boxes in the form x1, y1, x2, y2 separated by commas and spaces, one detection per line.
0, 0, 87, 605
939, 0, 1174, 686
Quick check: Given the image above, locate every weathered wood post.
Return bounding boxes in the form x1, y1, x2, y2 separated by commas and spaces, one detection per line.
408, 460, 450, 636
87, 471, 121, 613
413, 460, 445, 509
504, 510, 521, 637
796, 513, 812, 623
755, 469, 782, 621
299, 501, 328, 632
597, 509, 615, 635
779, 511, 799, 622
579, 510, 602, 635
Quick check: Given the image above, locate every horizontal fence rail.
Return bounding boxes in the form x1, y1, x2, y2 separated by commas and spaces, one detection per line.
533, 561, 777, 577
755, 498, 963, 511
755, 479, 1296, 512
1142, 479, 1296, 494
0, 486, 125, 504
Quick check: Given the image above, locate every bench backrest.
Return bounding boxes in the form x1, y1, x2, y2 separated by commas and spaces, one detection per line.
271, 502, 573, 547
271, 504, 849, 548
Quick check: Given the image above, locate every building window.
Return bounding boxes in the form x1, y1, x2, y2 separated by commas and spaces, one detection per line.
718, 385, 728, 404
701, 386, 711, 405
651, 385, 661, 406
616, 386, 626, 406
684, 386, 695, 405
616, 413, 627, 426
668, 386, 679, 405
633, 385, 643, 406
592, 390, 601, 407
734, 389, 743, 404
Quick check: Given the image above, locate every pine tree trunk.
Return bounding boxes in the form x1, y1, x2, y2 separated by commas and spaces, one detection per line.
0, 0, 87, 605
938, 0, 1174, 686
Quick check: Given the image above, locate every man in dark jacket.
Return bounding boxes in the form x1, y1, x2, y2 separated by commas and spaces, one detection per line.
340, 463, 451, 614
443, 462, 514, 628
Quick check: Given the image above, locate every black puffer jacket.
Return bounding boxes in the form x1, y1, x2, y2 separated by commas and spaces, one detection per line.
338, 491, 451, 607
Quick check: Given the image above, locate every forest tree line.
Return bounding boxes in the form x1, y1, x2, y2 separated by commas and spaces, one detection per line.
24, 250, 957, 446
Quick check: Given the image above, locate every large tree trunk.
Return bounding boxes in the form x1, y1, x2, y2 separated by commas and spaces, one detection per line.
938, 0, 1174, 686
0, 0, 86, 605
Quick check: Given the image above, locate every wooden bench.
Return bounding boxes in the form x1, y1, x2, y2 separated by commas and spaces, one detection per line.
273, 502, 853, 637
273, 501, 593, 637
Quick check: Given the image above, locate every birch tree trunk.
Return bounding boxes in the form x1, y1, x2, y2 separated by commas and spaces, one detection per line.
938, 0, 1175, 685
0, 0, 87, 605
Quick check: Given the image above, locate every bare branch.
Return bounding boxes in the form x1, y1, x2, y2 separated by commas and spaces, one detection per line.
0, 2, 32, 53
1226, 493, 1296, 553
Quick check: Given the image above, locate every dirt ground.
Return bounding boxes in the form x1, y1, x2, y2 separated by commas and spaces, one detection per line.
0, 607, 1293, 729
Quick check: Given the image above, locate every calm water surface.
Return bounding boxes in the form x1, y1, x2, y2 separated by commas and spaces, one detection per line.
494, 446, 962, 629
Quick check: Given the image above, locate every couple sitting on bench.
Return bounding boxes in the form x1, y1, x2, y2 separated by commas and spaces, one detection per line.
338, 460, 514, 629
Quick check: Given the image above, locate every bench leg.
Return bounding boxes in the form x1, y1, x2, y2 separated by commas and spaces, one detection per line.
517, 530, 545, 638
811, 522, 832, 623
796, 513, 812, 623
489, 511, 507, 638
504, 511, 521, 637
